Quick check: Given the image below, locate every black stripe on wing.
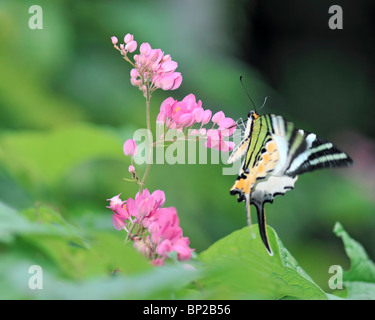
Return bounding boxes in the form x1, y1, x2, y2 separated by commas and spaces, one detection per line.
286, 136, 353, 177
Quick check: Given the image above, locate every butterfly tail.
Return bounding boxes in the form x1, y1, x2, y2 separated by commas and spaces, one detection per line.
254, 202, 273, 256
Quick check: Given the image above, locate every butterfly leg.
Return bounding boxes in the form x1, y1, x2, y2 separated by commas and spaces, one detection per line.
245, 194, 255, 239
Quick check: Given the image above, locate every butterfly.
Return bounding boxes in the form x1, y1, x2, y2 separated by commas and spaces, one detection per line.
228, 110, 353, 255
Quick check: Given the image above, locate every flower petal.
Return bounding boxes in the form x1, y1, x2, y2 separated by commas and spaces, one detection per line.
123, 139, 138, 156
112, 214, 126, 231
124, 33, 134, 43
212, 111, 225, 124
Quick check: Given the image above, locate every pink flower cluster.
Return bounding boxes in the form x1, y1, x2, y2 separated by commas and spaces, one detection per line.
111, 33, 182, 96
107, 189, 194, 265
132, 43, 182, 93
111, 34, 137, 55
156, 94, 237, 153
206, 111, 236, 152
156, 94, 210, 129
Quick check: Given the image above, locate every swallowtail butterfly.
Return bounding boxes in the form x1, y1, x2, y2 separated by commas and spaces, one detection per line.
228, 110, 353, 255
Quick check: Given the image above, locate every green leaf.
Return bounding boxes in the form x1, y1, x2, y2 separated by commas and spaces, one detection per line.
0, 202, 79, 243
2, 258, 199, 300
22, 232, 151, 280
0, 124, 123, 189
199, 225, 326, 299
4, 203, 150, 279
333, 222, 375, 299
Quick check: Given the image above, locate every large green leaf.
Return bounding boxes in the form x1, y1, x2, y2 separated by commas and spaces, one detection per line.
333, 222, 375, 299
199, 225, 326, 299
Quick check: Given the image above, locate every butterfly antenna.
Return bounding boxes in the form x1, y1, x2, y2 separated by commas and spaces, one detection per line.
240, 76, 257, 112
259, 96, 270, 111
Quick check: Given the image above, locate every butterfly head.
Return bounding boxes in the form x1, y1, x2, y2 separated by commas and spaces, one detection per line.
248, 110, 259, 120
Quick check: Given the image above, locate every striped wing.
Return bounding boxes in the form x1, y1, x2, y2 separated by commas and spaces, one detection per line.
230, 112, 353, 255
269, 114, 353, 177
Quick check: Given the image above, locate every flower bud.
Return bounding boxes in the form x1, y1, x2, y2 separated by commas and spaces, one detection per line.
123, 139, 138, 157
111, 36, 118, 45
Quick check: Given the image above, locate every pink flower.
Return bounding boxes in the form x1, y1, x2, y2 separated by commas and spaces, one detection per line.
107, 188, 194, 264
190, 129, 198, 136
156, 94, 204, 129
199, 128, 207, 136
124, 33, 133, 43
201, 109, 212, 125
154, 72, 182, 91
125, 189, 165, 225
212, 111, 225, 124
123, 139, 138, 157
151, 189, 166, 207
124, 33, 137, 53
112, 214, 127, 231
132, 42, 182, 93
218, 117, 236, 129
106, 194, 130, 230
151, 258, 165, 266
193, 107, 204, 123
206, 129, 235, 153
156, 239, 173, 257
173, 237, 194, 261
125, 41, 137, 53
112, 34, 181, 93
218, 117, 237, 137
156, 94, 237, 154
155, 237, 194, 261
106, 194, 124, 211
111, 36, 118, 45
145, 206, 176, 234
112, 33, 137, 55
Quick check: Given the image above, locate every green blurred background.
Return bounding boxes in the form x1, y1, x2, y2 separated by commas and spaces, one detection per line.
1, 0, 375, 292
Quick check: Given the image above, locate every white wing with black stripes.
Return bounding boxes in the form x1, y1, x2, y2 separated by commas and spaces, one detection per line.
229, 111, 353, 255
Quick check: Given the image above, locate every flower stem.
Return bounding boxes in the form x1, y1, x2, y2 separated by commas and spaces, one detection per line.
140, 85, 152, 190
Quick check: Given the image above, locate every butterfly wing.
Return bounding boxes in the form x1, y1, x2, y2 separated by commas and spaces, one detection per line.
230, 113, 353, 255
227, 137, 250, 164
230, 115, 284, 255
268, 113, 353, 176
227, 114, 253, 164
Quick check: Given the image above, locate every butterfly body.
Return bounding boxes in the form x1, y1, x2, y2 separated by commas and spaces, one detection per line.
229, 111, 353, 255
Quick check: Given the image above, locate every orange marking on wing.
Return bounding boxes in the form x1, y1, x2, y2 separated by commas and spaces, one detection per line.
266, 140, 277, 154
231, 137, 280, 195
231, 174, 251, 195
250, 147, 280, 185
257, 163, 265, 175
262, 153, 270, 163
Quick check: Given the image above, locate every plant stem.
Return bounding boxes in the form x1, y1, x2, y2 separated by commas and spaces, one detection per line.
140, 85, 152, 190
